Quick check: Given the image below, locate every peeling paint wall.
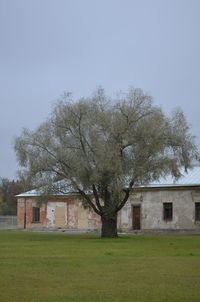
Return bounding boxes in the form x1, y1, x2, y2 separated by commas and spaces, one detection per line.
119, 188, 200, 231
67, 200, 78, 228
17, 196, 101, 230
17, 198, 47, 229
46, 201, 67, 228
78, 203, 89, 229
17, 198, 25, 228
17, 188, 200, 231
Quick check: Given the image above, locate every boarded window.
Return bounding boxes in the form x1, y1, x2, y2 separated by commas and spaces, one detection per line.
32, 207, 40, 223
163, 203, 173, 221
195, 203, 200, 221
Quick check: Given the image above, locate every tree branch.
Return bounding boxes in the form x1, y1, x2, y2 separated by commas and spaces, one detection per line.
116, 190, 130, 213
116, 180, 134, 212
78, 188, 101, 215
92, 184, 102, 212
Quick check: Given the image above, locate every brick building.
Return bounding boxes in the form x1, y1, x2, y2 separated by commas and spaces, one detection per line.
16, 167, 200, 232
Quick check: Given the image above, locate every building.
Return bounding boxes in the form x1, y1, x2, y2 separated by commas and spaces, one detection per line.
16, 193, 101, 231
16, 167, 200, 232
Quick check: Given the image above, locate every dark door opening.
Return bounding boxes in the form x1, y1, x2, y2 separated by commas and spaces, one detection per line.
132, 205, 141, 230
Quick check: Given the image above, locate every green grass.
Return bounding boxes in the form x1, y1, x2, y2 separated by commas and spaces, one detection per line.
0, 231, 200, 302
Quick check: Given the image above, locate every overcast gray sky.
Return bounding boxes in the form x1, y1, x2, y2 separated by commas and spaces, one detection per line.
0, 0, 200, 179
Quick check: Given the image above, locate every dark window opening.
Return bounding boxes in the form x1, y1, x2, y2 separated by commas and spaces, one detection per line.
163, 203, 173, 221
32, 207, 40, 223
195, 202, 200, 222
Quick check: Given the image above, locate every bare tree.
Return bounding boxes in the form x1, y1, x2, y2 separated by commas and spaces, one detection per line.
15, 87, 198, 237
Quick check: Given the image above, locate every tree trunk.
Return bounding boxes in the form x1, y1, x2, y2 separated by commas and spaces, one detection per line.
101, 214, 118, 238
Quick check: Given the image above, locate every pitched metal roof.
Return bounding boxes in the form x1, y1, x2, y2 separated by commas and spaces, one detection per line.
16, 186, 76, 197
16, 166, 200, 197
147, 166, 200, 188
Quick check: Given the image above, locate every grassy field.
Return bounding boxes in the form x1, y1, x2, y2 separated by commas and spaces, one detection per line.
0, 231, 200, 302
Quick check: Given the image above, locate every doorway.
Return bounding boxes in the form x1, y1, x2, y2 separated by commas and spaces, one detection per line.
132, 205, 141, 230
55, 206, 65, 228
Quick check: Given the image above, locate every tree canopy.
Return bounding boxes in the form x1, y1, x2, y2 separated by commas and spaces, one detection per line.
15, 87, 198, 237
0, 178, 30, 215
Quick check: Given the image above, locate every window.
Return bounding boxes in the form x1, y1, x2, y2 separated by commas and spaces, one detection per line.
32, 207, 40, 223
163, 203, 173, 221
195, 203, 200, 222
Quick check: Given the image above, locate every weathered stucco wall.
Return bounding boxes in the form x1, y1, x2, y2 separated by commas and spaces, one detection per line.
17, 198, 25, 228
119, 188, 200, 231
17, 196, 101, 230
17, 198, 47, 229
17, 188, 200, 232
